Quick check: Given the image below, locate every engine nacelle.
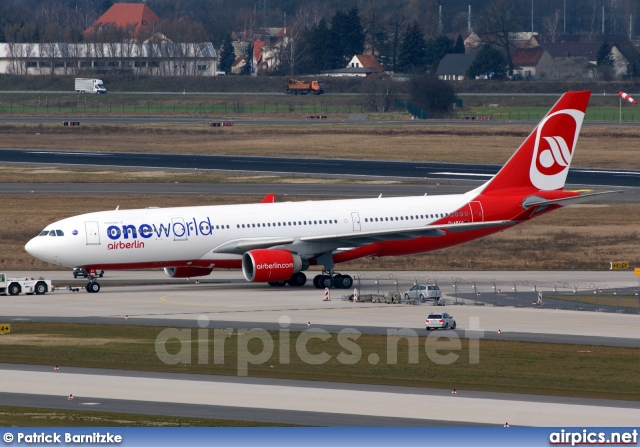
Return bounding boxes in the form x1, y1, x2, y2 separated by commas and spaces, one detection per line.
242, 249, 302, 282
164, 266, 214, 278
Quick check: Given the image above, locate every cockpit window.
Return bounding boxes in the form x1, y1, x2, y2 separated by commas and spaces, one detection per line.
49, 231, 57, 236
39, 231, 49, 236
56, 230, 64, 236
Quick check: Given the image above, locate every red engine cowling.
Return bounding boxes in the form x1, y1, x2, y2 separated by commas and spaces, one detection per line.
164, 266, 214, 278
242, 249, 302, 282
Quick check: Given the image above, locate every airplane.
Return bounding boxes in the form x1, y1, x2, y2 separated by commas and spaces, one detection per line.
25, 91, 612, 293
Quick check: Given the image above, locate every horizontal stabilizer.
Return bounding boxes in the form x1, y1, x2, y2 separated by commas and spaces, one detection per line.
522, 191, 623, 209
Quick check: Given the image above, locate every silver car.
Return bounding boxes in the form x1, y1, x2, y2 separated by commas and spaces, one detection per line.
425, 312, 456, 330
403, 284, 441, 302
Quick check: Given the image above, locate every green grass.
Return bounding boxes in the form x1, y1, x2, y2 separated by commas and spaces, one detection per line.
2, 322, 639, 401
0, 94, 374, 116
461, 106, 640, 122
0, 405, 289, 427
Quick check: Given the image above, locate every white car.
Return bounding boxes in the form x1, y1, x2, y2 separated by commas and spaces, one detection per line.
425, 312, 456, 330
403, 284, 441, 301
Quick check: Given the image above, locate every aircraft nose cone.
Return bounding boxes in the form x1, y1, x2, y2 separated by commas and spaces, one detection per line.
25, 237, 39, 257
25, 236, 51, 262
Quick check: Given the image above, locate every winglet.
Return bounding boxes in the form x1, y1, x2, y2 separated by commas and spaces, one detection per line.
260, 193, 276, 203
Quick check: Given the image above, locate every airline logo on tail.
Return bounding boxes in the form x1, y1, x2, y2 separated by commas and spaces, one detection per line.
530, 109, 584, 190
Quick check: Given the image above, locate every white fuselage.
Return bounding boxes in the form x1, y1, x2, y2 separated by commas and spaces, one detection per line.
26, 192, 476, 269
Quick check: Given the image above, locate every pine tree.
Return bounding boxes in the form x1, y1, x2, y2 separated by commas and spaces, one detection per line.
596, 41, 612, 66
397, 20, 426, 73
425, 35, 453, 68
454, 35, 465, 54
330, 8, 364, 69
467, 44, 506, 78
242, 41, 253, 75
218, 34, 235, 74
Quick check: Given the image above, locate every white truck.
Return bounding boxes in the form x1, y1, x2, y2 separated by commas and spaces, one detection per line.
0, 273, 53, 296
75, 78, 107, 94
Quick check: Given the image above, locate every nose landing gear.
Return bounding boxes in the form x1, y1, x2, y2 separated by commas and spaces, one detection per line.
85, 277, 101, 293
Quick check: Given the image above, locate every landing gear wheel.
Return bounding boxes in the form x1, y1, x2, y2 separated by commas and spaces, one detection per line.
313, 275, 324, 289
320, 275, 332, 288
287, 272, 307, 287
335, 275, 353, 289
86, 281, 100, 293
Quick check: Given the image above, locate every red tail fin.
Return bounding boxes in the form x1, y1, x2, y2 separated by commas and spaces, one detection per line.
479, 91, 591, 195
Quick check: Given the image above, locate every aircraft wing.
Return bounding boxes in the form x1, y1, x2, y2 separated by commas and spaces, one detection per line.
300, 220, 516, 246
212, 237, 295, 254
209, 221, 515, 254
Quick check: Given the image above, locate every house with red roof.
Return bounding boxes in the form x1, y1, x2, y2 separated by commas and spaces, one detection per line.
0, 2, 217, 77
347, 55, 384, 73
83, 3, 160, 41
511, 47, 553, 80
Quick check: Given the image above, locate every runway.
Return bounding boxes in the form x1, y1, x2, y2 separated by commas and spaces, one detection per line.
1, 364, 639, 427
1, 148, 639, 187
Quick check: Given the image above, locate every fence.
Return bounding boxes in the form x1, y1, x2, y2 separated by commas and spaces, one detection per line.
351, 274, 640, 314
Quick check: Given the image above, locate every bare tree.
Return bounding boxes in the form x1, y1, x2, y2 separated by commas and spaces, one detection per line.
273, 7, 314, 76
387, 9, 407, 72
292, 1, 329, 30
477, 0, 521, 77
543, 10, 562, 43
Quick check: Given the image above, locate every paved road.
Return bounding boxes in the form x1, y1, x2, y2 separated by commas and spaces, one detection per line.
1, 148, 638, 187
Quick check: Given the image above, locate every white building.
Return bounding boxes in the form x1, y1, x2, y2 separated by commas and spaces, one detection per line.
0, 42, 217, 76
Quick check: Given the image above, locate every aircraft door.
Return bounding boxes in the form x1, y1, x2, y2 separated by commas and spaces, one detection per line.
85, 221, 100, 245
469, 201, 484, 222
351, 212, 361, 231
171, 217, 188, 241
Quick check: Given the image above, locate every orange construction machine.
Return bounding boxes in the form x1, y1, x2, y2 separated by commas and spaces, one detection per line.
285, 78, 324, 95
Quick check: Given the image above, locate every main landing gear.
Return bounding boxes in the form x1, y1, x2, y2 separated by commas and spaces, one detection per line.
312, 272, 353, 290
268, 271, 307, 287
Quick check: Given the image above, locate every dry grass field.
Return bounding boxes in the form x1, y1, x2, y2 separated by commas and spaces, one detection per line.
0, 123, 639, 169
4, 194, 639, 272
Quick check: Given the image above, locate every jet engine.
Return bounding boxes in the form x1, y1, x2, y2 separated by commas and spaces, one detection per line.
242, 249, 302, 282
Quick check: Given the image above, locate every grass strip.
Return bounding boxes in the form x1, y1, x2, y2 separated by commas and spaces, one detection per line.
1, 323, 638, 402
0, 405, 290, 427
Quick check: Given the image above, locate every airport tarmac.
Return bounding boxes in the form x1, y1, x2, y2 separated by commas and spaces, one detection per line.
1, 270, 639, 426
2, 270, 639, 344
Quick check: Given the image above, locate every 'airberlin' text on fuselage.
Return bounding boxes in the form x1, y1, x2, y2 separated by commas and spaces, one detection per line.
106, 218, 215, 241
